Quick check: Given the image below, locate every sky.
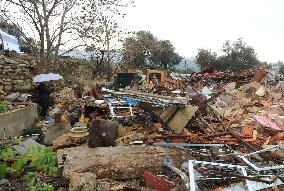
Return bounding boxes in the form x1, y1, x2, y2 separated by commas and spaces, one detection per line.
123, 0, 284, 63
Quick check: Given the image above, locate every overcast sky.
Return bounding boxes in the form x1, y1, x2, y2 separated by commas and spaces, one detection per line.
123, 0, 284, 63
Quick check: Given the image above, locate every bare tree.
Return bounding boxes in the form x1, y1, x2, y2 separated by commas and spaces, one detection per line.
0, 0, 134, 74
75, 0, 134, 75
0, 0, 83, 68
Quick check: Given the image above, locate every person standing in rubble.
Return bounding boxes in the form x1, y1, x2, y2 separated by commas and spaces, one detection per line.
34, 82, 52, 117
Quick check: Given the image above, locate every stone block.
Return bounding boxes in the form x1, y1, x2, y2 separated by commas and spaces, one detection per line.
6, 92, 20, 101
3, 85, 13, 91
167, 106, 199, 134
0, 104, 38, 138
58, 145, 183, 180
4, 58, 18, 65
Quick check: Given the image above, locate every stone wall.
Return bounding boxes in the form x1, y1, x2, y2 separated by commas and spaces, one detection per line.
52, 58, 116, 92
51, 58, 96, 92
0, 55, 116, 100
0, 55, 36, 100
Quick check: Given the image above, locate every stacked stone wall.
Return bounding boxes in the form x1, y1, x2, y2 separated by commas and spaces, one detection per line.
0, 56, 35, 100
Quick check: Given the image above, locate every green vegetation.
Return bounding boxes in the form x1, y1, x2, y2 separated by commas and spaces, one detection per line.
122, 31, 182, 69
0, 164, 8, 180
0, 103, 7, 113
165, 67, 193, 74
278, 61, 284, 75
25, 172, 54, 191
196, 38, 260, 71
195, 49, 218, 70
15, 80, 29, 86
0, 145, 57, 191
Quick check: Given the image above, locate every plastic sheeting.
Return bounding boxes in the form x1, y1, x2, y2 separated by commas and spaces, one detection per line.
0, 29, 20, 52
122, 97, 139, 107
254, 115, 282, 131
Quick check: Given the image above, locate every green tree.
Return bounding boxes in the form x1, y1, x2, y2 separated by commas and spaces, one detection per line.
277, 61, 284, 75
151, 40, 182, 69
219, 38, 259, 71
122, 31, 157, 68
122, 31, 182, 69
196, 38, 260, 71
195, 49, 217, 70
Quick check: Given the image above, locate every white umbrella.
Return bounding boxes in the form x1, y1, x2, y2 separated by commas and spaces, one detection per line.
47, 73, 63, 80
33, 73, 63, 83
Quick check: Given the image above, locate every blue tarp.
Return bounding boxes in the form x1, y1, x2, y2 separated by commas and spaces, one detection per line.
122, 97, 139, 107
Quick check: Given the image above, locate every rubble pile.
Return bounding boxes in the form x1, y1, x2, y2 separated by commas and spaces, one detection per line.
53, 87, 76, 105
187, 69, 284, 146
124, 68, 260, 99
78, 67, 284, 190
185, 67, 258, 88
144, 68, 284, 190
3, 63, 283, 190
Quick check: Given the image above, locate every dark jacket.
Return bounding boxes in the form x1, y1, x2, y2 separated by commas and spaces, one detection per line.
34, 83, 52, 107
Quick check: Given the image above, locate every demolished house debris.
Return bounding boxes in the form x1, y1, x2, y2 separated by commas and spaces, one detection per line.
52, 66, 284, 190
1, 58, 284, 191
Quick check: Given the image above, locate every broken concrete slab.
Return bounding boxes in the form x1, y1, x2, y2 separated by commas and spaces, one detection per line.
58, 145, 183, 181
255, 85, 265, 97
0, 104, 38, 138
167, 106, 199, 134
153, 107, 178, 123
6, 92, 20, 101
67, 172, 97, 191
67, 172, 153, 191
13, 138, 44, 155
153, 105, 198, 134
224, 82, 236, 94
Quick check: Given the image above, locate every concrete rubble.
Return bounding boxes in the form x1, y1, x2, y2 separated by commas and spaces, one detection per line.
46, 67, 284, 190
31, 66, 284, 190
1, 56, 284, 191
58, 145, 183, 191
